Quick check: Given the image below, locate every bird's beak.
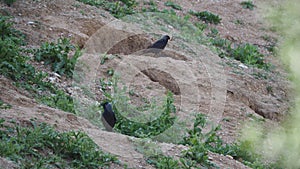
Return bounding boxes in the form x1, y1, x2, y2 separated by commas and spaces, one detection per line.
169, 36, 173, 41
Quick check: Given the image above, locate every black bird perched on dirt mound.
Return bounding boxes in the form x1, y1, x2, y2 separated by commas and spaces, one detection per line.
101, 102, 116, 132
148, 35, 171, 49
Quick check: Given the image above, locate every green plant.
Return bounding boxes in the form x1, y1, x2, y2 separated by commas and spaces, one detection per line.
189, 10, 221, 24
164, 1, 182, 10
148, 156, 181, 169
180, 114, 226, 167
0, 16, 54, 92
241, 1, 255, 10
234, 19, 244, 25
107, 68, 114, 76
229, 43, 267, 69
0, 119, 118, 168
99, 77, 113, 93
38, 89, 75, 114
34, 38, 81, 77
229, 140, 281, 169
0, 100, 11, 109
2, 0, 16, 6
252, 72, 268, 79
132, 138, 182, 168
142, 0, 159, 12
266, 85, 273, 93
0, 15, 31, 81
208, 28, 219, 37
105, 0, 137, 18
211, 37, 231, 48
210, 35, 270, 69
114, 90, 176, 138
76, 0, 137, 18
100, 53, 109, 64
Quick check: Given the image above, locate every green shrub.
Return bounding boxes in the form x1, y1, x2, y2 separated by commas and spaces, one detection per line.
2, 0, 16, 6
34, 38, 81, 77
0, 16, 49, 88
180, 114, 229, 167
0, 99, 11, 109
229, 43, 267, 69
0, 119, 118, 168
164, 1, 182, 10
76, 0, 137, 18
241, 1, 255, 10
39, 89, 75, 113
210, 35, 270, 69
189, 10, 221, 24
142, 0, 159, 12
114, 90, 176, 138
0, 16, 28, 80
105, 0, 137, 18
148, 156, 181, 169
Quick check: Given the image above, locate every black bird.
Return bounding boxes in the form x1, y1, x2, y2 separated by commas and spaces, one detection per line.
148, 35, 171, 49
101, 102, 116, 132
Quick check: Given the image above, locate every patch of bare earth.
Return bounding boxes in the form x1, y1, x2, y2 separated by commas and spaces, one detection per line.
0, 0, 290, 168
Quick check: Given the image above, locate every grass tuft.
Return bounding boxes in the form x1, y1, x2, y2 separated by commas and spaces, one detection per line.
241, 1, 255, 10
189, 10, 221, 24
34, 38, 81, 78
164, 1, 182, 10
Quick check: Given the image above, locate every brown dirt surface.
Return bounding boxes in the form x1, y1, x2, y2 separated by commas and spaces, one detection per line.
0, 0, 290, 168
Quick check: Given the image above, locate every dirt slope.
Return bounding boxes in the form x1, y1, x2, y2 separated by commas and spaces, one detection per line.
0, 0, 289, 168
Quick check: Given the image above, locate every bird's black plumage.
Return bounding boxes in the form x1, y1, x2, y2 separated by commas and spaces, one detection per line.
148, 35, 170, 49
101, 102, 116, 131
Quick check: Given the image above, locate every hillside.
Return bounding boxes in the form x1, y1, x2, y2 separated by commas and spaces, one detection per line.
0, 0, 290, 168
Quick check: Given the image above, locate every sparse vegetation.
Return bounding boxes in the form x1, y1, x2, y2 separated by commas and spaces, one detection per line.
189, 10, 222, 24
115, 91, 176, 138
180, 114, 230, 167
0, 119, 118, 168
0, 99, 11, 109
234, 19, 244, 25
148, 155, 181, 169
164, 1, 182, 10
229, 43, 267, 69
241, 1, 255, 10
39, 89, 75, 113
0, 15, 34, 82
34, 38, 81, 77
2, 0, 16, 6
100, 53, 109, 65
210, 34, 270, 69
76, 0, 137, 18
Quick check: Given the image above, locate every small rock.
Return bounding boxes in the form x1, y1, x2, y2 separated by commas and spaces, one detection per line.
238, 63, 248, 69
53, 73, 61, 78
226, 155, 234, 159
168, 25, 174, 29
27, 21, 35, 25
48, 77, 56, 83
